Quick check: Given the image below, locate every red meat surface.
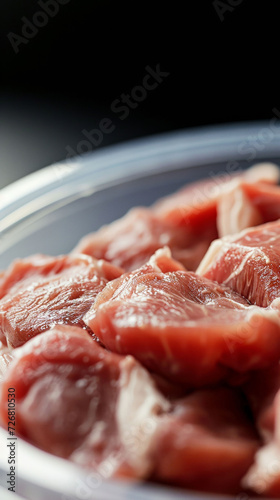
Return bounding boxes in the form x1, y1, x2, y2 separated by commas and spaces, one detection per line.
0, 325, 259, 494
216, 183, 263, 237
152, 163, 280, 233
241, 366, 280, 496
72, 207, 209, 272
84, 250, 280, 388
0, 253, 122, 300
242, 391, 280, 497
243, 365, 280, 442
150, 387, 259, 494
197, 219, 280, 307
241, 180, 280, 223
1, 163, 280, 497
0, 253, 123, 348
0, 325, 128, 460
72, 164, 280, 274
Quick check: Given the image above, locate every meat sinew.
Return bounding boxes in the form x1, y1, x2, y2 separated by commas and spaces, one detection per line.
84, 248, 280, 388
242, 392, 280, 497
0, 325, 259, 494
153, 163, 280, 233
0, 253, 123, 348
216, 183, 263, 237
197, 219, 280, 307
0, 341, 13, 382
240, 365, 280, 497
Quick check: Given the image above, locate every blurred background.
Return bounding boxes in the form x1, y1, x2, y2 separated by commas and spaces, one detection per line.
0, 0, 278, 190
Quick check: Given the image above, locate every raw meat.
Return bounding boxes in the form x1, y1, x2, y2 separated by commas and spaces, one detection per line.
1, 162, 280, 497
243, 365, 280, 442
153, 163, 280, 233
217, 179, 280, 238
150, 387, 259, 494
0, 253, 122, 300
0, 325, 259, 494
0, 253, 123, 348
240, 180, 280, 223
197, 219, 280, 307
242, 391, 280, 497
0, 325, 133, 461
241, 366, 280, 496
72, 207, 208, 272
217, 183, 263, 237
72, 164, 280, 274
84, 249, 280, 388
0, 341, 13, 382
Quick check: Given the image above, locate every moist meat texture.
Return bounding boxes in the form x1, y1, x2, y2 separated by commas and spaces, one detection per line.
0, 253, 122, 348
72, 164, 280, 273
72, 207, 211, 272
0, 325, 259, 494
84, 249, 280, 388
152, 162, 280, 233
197, 219, 280, 307
2, 162, 280, 497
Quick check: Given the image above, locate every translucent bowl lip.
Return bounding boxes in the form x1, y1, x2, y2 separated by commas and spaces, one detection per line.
0, 120, 279, 500
1, 119, 280, 217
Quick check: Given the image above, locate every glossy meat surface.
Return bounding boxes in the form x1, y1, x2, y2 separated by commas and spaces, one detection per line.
1, 163, 280, 496
198, 220, 280, 307
0, 325, 259, 493
85, 251, 280, 388
0, 254, 122, 348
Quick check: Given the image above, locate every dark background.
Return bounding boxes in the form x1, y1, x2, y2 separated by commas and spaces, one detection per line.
0, 0, 278, 189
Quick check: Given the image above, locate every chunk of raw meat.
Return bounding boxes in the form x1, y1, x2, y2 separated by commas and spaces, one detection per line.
197, 219, 280, 307
0, 253, 123, 348
217, 183, 263, 237
72, 164, 280, 273
152, 163, 280, 232
115, 368, 259, 494
0, 253, 122, 300
217, 179, 280, 237
84, 250, 280, 388
150, 387, 259, 494
241, 180, 280, 223
153, 177, 218, 233
72, 207, 207, 272
0, 254, 72, 300
140, 246, 186, 273
0, 325, 183, 477
0, 325, 133, 461
242, 391, 280, 497
243, 365, 280, 442
0, 341, 13, 381
0, 325, 259, 494
241, 367, 280, 496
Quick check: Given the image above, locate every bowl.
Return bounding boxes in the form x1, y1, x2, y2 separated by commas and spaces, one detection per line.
1, 121, 280, 500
